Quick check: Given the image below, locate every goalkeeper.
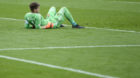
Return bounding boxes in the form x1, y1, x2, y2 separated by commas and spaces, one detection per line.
24, 2, 84, 29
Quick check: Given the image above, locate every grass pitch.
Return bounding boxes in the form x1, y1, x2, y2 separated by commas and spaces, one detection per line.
0, 0, 140, 78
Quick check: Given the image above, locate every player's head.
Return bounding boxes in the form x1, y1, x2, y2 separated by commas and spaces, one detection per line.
29, 2, 40, 13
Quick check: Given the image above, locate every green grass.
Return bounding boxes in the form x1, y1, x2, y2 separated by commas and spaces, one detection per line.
0, 0, 140, 30
0, 0, 140, 78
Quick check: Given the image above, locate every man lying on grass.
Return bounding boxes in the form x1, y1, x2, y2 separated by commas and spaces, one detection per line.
24, 2, 84, 29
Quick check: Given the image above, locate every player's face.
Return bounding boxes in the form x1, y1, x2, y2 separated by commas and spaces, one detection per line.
37, 6, 40, 13
34, 6, 40, 13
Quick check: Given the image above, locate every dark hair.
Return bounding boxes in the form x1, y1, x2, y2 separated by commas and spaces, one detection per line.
29, 2, 40, 12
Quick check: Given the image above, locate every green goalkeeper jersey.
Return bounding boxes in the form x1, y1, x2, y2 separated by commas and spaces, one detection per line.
24, 12, 48, 29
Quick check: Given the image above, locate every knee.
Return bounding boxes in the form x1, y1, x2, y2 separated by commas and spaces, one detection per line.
61, 7, 67, 10
50, 6, 56, 9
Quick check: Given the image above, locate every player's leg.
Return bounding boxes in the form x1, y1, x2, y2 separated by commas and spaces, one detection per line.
55, 7, 84, 28
45, 6, 64, 29
57, 7, 77, 26
45, 7, 84, 29
46, 6, 56, 19
43, 6, 57, 29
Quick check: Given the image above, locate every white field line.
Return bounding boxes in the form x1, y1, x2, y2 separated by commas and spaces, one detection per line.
0, 45, 140, 51
63, 24, 140, 33
0, 17, 140, 33
0, 55, 117, 78
0, 17, 24, 21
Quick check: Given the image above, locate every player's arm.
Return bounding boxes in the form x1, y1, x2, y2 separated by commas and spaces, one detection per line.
34, 16, 42, 29
25, 20, 34, 29
41, 22, 54, 29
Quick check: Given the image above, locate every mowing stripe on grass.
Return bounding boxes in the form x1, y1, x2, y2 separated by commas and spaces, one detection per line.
111, 1, 140, 4
0, 45, 140, 51
0, 55, 118, 78
0, 17, 140, 33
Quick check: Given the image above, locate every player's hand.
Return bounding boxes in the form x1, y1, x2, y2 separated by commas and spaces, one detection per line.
45, 22, 54, 29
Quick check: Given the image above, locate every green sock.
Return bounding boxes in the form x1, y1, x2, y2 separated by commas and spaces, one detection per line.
63, 7, 77, 26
